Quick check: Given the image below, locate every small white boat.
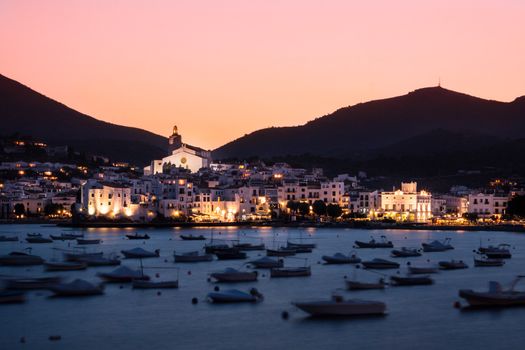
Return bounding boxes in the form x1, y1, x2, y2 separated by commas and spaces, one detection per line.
97, 266, 150, 282
322, 253, 361, 264
174, 251, 213, 263
45, 261, 87, 271
354, 236, 393, 249
346, 279, 386, 290
270, 266, 311, 278
459, 277, 525, 307
121, 248, 160, 259
248, 257, 284, 269
422, 238, 454, 252
50, 279, 104, 297
210, 268, 258, 282
0, 251, 45, 266
362, 258, 400, 269
132, 280, 179, 289
207, 288, 263, 303
293, 294, 386, 317
391, 247, 422, 258
474, 256, 505, 267
478, 244, 512, 259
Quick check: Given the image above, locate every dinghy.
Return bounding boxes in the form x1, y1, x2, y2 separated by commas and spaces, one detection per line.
126, 233, 150, 240
439, 260, 468, 270
391, 247, 422, 258
121, 247, 160, 259
362, 258, 400, 269
354, 236, 393, 249
97, 266, 150, 282
50, 279, 104, 297
346, 279, 387, 290
45, 261, 87, 271
248, 257, 283, 269
76, 238, 101, 245
0, 291, 25, 303
0, 251, 45, 266
26, 236, 52, 243
293, 294, 386, 317
322, 253, 361, 264
390, 275, 434, 286
210, 268, 258, 282
422, 238, 454, 252
132, 280, 179, 289
181, 234, 206, 241
207, 288, 263, 303
270, 266, 311, 278
5, 276, 61, 290
0, 235, 18, 242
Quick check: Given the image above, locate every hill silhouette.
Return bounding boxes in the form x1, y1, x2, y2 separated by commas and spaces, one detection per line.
0, 74, 167, 165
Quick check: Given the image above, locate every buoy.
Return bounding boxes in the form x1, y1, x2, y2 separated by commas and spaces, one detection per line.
343, 275, 347, 279
214, 286, 220, 291
207, 277, 211, 282
49, 335, 61, 341
261, 274, 266, 278
453, 301, 461, 309
157, 291, 161, 296
156, 273, 160, 278
317, 261, 320, 264
164, 259, 168, 263
188, 270, 192, 275
119, 285, 124, 289
281, 311, 289, 320
191, 297, 198, 304
20, 337, 25, 343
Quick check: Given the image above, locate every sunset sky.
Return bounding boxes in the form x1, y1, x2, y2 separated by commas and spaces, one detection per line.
1, 0, 524, 149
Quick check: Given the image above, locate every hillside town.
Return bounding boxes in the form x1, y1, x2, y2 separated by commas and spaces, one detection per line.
1, 127, 524, 226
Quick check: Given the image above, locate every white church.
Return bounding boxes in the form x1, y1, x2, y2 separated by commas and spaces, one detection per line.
143, 126, 212, 175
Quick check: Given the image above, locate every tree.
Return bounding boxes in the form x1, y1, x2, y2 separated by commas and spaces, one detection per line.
326, 204, 343, 219
462, 212, 478, 223
14, 203, 25, 216
286, 201, 300, 213
312, 200, 327, 216
297, 202, 310, 216
44, 203, 63, 216
507, 195, 525, 218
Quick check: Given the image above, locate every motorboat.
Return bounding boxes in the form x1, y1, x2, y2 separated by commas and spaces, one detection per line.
5, 276, 61, 290
478, 244, 512, 259
126, 233, 150, 240
390, 275, 434, 286
391, 247, 422, 258
45, 261, 87, 271
80, 256, 121, 266
121, 247, 160, 259
174, 251, 213, 263
459, 277, 525, 307
322, 253, 361, 264
76, 238, 101, 245
266, 248, 296, 257
287, 241, 316, 249
0, 235, 18, 242
354, 236, 393, 249
439, 260, 468, 270
233, 242, 266, 251
27, 233, 42, 237
346, 279, 386, 290
207, 288, 263, 303
132, 280, 179, 289
270, 266, 311, 278
248, 257, 284, 269
64, 251, 103, 262
181, 234, 206, 241
214, 248, 247, 260
50, 233, 83, 241
0, 251, 45, 266
474, 256, 505, 267
26, 236, 52, 244
293, 294, 386, 317
407, 266, 439, 274
362, 258, 400, 269
49, 279, 104, 297
0, 291, 25, 303
422, 238, 454, 252
97, 266, 150, 282
210, 268, 258, 282
285, 245, 312, 253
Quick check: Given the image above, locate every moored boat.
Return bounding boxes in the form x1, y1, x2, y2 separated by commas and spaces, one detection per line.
0, 235, 18, 242
215, 250, 247, 260
322, 253, 361, 264
174, 251, 213, 263
76, 238, 101, 245
5, 276, 61, 290
80, 256, 121, 266
181, 234, 206, 241
210, 268, 258, 282
346, 279, 386, 290
97, 266, 150, 282
478, 244, 512, 259
132, 280, 179, 289
248, 257, 284, 269
354, 236, 393, 249
362, 258, 400, 269
422, 238, 454, 252
293, 294, 386, 317
126, 233, 150, 240
0, 291, 26, 303
287, 241, 316, 249
45, 261, 87, 271
0, 251, 45, 266
439, 260, 468, 270
50, 233, 83, 241
233, 243, 265, 251
391, 247, 422, 258
407, 266, 439, 274
474, 256, 505, 267
266, 248, 296, 257
459, 277, 525, 307
204, 244, 231, 254
121, 248, 160, 259
26, 236, 52, 244
49, 279, 104, 297
207, 288, 263, 303
64, 251, 103, 262
270, 266, 311, 278
390, 275, 434, 286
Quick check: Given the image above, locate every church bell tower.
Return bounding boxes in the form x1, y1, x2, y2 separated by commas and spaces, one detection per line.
168, 125, 182, 154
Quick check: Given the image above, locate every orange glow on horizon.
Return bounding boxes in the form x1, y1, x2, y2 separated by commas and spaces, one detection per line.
1, 0, 524, 149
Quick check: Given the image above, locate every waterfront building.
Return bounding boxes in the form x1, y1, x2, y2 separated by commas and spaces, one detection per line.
379, 182, 432, 222
467, 192, 509, 218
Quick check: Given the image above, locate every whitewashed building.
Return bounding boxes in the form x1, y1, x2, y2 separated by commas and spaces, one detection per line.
380, 182, 432, 222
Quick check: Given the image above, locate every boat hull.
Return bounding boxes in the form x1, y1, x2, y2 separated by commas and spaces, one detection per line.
459, 290, 525, 307
293, 301, 386, 317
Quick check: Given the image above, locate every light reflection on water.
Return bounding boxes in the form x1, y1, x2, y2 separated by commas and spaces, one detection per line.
0, 225, 524, 350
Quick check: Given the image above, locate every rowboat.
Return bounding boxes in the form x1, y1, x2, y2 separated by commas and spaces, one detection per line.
207, 288, 263, 303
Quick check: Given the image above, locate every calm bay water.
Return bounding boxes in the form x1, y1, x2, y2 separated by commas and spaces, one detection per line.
0, 224, 524, 350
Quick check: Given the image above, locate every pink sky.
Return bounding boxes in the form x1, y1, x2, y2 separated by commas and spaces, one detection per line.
1, 0, 524, 149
